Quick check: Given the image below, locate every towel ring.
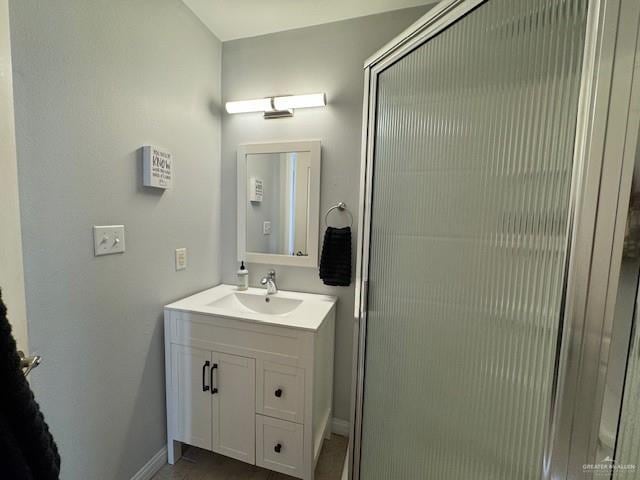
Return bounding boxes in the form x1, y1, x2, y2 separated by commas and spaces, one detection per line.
324, 202, 353, 228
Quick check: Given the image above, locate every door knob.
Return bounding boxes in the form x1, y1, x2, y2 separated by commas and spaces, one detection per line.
274, 443, 282, 453
18, 351, 41, 377
275, 388, 283, 398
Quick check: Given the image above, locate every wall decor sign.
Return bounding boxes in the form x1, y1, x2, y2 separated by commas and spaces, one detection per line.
142, 145, 173, 189
249, 177, 263, 202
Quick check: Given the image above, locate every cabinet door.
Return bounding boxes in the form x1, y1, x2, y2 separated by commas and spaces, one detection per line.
211, 352, 256, 464
171, 344, 212, 450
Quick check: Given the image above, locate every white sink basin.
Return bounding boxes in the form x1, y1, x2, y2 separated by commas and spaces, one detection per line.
208, 292, 302, 316
165, 284, 337, 331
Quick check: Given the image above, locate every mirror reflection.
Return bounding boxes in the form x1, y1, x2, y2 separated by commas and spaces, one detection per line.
245, 152, 311, 256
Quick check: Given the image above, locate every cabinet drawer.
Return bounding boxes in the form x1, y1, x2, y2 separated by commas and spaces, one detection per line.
256, 415, 303, 478
257, 361, 304, 423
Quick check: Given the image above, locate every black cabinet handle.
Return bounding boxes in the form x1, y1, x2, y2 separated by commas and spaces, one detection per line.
202, 361, 210, 392
211, 363, 218, 394
275, 388, 283, 398
274, 443, 282, 453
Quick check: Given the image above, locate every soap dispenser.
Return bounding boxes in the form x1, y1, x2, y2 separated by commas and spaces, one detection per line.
237, 261, 249, 291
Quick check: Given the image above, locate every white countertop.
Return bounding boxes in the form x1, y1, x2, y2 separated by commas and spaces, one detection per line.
165, 284, 337, 332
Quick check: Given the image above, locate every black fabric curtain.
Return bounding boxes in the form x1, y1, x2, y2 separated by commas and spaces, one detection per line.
0, 289, 60, 479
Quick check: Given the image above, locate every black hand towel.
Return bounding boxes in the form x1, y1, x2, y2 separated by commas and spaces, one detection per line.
0, 289, 61, 480
319, 227, 352, 286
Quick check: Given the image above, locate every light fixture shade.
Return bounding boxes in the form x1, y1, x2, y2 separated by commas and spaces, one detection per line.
225, 98, 273, 114
273, 93, 326, 111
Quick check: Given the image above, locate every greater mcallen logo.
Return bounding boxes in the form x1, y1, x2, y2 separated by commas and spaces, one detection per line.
583, 456, 636, 476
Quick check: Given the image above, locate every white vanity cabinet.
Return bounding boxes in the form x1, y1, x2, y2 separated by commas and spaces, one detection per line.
164, 285, 336, 480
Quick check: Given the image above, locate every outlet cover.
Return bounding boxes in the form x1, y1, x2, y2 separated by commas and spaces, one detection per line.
175, 248, 187, 271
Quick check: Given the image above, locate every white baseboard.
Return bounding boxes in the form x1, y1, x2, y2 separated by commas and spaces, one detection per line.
331, 417, 350, 437
131, 446, 167, 480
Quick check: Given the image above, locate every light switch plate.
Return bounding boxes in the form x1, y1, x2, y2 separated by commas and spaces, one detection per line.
263, 221, 272, 235
93, 225, 125, 256
175, 248, 187, 271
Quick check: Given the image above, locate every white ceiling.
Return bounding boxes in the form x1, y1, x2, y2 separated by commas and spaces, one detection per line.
182, 0, 437, 41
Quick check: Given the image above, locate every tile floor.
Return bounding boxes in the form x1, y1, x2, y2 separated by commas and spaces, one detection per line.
153, 434, 348, 480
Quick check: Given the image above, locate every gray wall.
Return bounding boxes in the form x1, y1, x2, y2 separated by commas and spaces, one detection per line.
221, 6, 430, 422
9, 1, 222, 478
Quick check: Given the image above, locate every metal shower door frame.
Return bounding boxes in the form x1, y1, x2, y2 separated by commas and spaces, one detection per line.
349, 0, 637, 478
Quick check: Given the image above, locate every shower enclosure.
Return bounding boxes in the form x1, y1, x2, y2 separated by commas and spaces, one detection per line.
351, 0, 640, 478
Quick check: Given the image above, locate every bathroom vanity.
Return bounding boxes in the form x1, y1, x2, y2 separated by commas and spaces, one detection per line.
164, 284, 336, 480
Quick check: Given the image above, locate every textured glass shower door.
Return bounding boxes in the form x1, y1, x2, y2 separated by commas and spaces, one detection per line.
359, 1, 589, 479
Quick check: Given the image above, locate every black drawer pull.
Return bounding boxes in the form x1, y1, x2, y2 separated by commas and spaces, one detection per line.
211, 363, 218, 394
202, 361, 210, 392
274, 443, 282, 453
275, 388, 283, 398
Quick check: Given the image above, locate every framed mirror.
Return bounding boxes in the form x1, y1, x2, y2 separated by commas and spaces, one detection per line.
237, 140, 321, 267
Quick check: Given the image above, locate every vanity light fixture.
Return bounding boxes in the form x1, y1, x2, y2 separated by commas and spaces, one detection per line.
225, 93, 327, 119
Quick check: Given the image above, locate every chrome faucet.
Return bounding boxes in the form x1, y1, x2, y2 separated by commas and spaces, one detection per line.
260, 270, 278, 295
